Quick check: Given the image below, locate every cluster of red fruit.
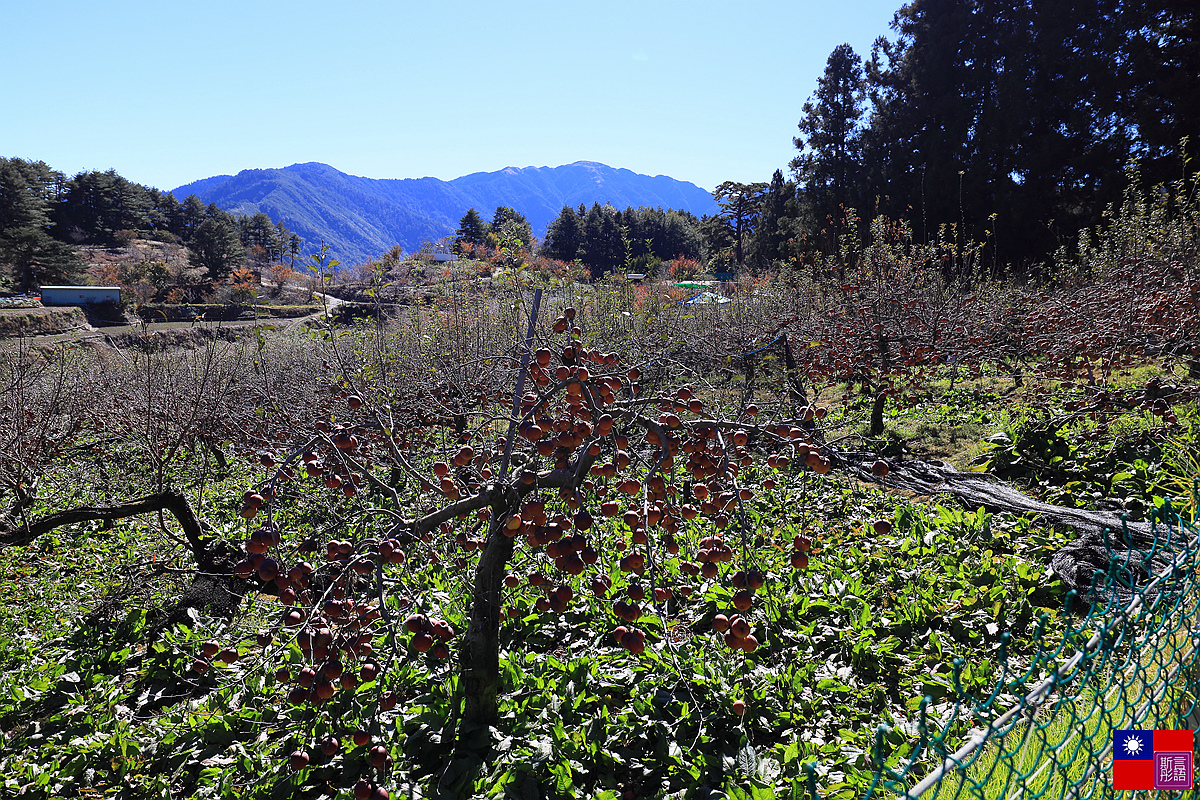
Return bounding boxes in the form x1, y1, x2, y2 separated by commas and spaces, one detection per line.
404, 612, 454, 657
789, 534, 813, 570
279, 600, 382, 707
684, 534, 734, 580
712, 612, 759, 652
237, 487, 275, 520
285, 733, 392, 800
231, 524, 314, 593
297, 446, 364, 496
729, 568, 766, 608
191, 634, 258, 674
612, 625, 647, 654
251, 418, 369, 505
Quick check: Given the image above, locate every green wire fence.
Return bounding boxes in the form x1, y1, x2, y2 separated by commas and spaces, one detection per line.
846, 496, 1200, 800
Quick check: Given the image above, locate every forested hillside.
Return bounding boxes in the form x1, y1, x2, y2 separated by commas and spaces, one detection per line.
0, 158, 303, 298
171, 161, 719, 266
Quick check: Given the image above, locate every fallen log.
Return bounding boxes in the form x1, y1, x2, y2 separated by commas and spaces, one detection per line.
831, 449, 1195, 603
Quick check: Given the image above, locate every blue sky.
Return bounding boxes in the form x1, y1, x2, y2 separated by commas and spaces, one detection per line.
3, 0, 901, 194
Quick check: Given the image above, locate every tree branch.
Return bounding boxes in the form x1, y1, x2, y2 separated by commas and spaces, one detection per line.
0, 488, 215, 569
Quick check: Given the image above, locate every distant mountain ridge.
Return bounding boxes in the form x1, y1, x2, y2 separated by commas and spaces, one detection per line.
172, 161, 719, 266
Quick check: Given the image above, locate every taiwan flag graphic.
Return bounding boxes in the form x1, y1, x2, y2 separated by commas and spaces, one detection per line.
1112, 729, 1194, 790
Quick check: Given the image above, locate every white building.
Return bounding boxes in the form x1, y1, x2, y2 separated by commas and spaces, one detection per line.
39, 286, 122, 306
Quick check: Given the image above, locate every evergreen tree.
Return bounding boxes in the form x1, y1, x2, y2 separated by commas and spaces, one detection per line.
1124, 0, 1200, 179
580, 203, 627, 278
750, 170, 799, 267
792, 43, 867, 230
240, 212, 279, 267
489, 207, 532, 248
188, 210, 244, 283
712, 181, 768, 269
0, 158, 81, 290
179, 195, 206, 243
454, 208, 489, 253
58, 169, 150, 243
542, 206, 582, 262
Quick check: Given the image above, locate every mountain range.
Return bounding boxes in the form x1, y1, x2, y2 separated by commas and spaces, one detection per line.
171, 161, 719, 266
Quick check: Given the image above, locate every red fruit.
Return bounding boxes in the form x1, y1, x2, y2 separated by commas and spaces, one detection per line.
733, 700, 746, 716
355, 781, 374, 800
257, 558, 279, 582
217, 647, 238, 664
289, 749, 310, 770
320, 736, 340, 756
872, 459, 890, 477
352, 730, 371, 747
712, 614, 730, 633
369, 745, 388, 768
411, 632, 434, 652
873, 518, 893, 535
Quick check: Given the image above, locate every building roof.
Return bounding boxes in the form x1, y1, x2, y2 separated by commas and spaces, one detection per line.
40, 286, 122, 293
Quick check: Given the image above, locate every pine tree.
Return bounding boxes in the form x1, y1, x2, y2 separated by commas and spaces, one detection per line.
792, 43, 867, 233
712, 182, 768, 269
542, 206, 582, 262
489, 207, 532, 248
454, 208, 489, 254
0, 158, 82, 291
188, 210, 244, 284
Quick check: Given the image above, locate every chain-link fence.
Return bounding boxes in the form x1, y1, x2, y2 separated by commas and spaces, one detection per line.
850, 498, 1200, 800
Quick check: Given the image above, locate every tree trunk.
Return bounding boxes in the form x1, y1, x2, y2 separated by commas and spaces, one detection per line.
458, 519, 517, 728
870, 391, 887, 437
781, 335, 809, 409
